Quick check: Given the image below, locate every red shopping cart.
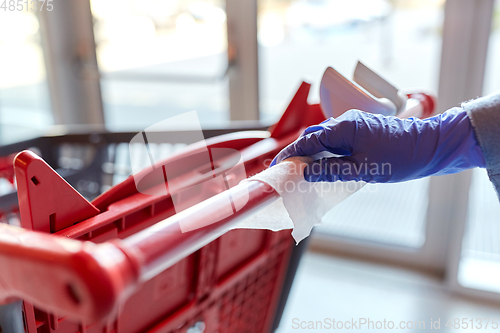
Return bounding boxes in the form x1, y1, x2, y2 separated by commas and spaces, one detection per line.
0, 72, 436, 333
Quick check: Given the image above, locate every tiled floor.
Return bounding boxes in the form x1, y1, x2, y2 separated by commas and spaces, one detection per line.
276, 252, 500, 332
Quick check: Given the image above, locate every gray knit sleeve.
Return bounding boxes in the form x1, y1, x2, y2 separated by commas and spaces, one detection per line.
462, 92, 500, 200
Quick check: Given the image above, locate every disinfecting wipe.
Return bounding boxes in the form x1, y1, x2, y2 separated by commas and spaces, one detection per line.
233, 157, 365, 243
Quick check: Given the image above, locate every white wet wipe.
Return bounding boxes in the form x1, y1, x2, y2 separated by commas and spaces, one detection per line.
233, 157, 365, 243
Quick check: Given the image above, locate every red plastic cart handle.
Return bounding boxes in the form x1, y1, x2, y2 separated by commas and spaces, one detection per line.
0, 222, 139, 321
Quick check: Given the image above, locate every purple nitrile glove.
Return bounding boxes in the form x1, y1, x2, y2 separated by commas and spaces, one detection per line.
270, 108, 486, 183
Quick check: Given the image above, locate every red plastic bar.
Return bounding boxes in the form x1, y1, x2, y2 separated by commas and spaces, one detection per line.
120, 180, 280, 282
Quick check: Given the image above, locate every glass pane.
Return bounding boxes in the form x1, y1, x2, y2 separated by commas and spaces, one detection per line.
320, 180, 429, 248
0, 9, 52, 144
258, 0, 444, 247
458, 170, 500, 292
483, 0, 500, 96
258, 0, 444, 121
457, 0, 500, 293
90, 0, 229, 130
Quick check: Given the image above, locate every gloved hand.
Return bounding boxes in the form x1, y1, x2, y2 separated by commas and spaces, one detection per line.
270, 108, 486, 183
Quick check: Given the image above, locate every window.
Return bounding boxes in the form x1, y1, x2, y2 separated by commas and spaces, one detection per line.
458, 0, 500, 293
258, 0, 445, 247
90, 0, 229, 130
0, 9, 52, 144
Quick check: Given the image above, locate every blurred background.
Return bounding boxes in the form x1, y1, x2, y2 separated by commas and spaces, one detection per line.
1, 0, 500, 331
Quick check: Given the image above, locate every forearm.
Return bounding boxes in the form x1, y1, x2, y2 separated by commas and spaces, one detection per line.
422, 107, 485, 178
463, 92, 500, 199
